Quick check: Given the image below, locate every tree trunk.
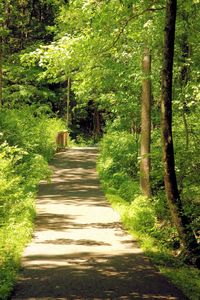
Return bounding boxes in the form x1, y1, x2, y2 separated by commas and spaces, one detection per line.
0, 35, 3, 107
93, 107, 101, 140
180, 15, 190, 149
140, 47, 151, 197
66, 77, 71, 128
161, 0, 199, 264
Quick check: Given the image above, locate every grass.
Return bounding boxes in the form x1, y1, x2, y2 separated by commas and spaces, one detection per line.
105, 192, 200, 300
160, 267, 200, 300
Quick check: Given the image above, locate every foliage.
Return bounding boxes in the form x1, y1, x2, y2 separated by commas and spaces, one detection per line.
0, 106, 64, 160
98, 128, 197, 245
103, 190, 200, 300
1, 0, 65, 112
123, 195, 156, 234
98, 131, 139, 200
0, 196, 35, 299
98, 126, 199, 298
0, 107, 64, 299
3, 55, 58, 108
1, 0, 200, 298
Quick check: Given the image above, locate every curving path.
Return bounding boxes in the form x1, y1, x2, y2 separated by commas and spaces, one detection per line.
12, 148, 187, 300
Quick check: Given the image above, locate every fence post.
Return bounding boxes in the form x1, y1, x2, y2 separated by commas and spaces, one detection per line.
56, 130, 68, 150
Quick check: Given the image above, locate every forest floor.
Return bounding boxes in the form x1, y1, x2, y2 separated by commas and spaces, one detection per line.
11, 148, 188, 300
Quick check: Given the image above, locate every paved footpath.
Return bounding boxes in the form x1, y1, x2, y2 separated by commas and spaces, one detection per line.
12, 148, 187, 300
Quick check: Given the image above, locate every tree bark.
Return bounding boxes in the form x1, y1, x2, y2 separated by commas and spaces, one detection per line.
93, 107, 101, 140
161, 0, 199, 263
66, 77, 71, 128
140, 47, 151, 197
180, 27, 190, 150
0, 35, 3, 107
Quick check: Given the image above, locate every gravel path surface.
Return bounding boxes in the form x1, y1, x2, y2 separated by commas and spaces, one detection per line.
12, 148, 187, 300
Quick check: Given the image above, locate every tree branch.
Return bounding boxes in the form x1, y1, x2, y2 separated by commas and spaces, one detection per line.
101, 5, 165, 54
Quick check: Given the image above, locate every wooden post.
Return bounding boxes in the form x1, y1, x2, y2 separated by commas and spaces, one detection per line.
56, 130, 68, 150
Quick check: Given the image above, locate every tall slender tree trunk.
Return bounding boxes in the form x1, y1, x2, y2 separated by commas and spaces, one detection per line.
0, 35, 3, 107
93, 107, 101, 140
161, 0, 199, 264
140, 47, 151, 197
179, 30, 190, 188
180, 12, 190, 149
66, 77, 71, 128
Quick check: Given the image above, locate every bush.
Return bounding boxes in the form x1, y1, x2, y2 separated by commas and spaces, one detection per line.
98, 129, 184, 248
0, 106, 65, 160
99, 131, 138, 178
123, 196, 156, 234
98, 118, 200, 300
98, 131, 139, 201
0, 107, 65, 299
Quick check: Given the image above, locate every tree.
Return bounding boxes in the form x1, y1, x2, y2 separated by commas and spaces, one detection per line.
0, 35, 2, 107
161, 0, 199, 265
140, 47, 152, 197
0, 0, 6, 107
66, 77, 71, 128
1, 0, 63, 108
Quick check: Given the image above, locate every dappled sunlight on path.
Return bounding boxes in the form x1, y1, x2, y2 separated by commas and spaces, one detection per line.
12, 148, 187, 300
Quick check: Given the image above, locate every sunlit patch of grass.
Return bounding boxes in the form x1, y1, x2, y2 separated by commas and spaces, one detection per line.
106, 193, 129, 215
98, 127, 200, 300
161, 267, 200, 300
105, 192, 200, 300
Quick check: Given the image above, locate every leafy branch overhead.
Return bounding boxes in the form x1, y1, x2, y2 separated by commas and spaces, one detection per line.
0, 0, 200, 298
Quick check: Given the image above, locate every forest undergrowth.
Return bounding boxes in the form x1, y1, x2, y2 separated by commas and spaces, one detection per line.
1, 0, 200, 299
0, 106, 64, 299
97, 127, 200, 300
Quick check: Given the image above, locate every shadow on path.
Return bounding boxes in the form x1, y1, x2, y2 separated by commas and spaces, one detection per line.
11, 148, 188, 300
12, 252, 187, 300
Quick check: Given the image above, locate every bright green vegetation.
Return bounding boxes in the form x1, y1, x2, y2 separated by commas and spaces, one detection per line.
0, 107, 64, 299
1, 0, 200, 299
97, 131, 200, 300
104, 193, 200, 300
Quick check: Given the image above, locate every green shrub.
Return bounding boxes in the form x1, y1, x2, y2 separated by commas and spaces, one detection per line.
98, 129, 183, 249
99, 131, 138, 178
0, 106, 65, 160
123, 196, 156, 234
0, 107, 65, 299
98, 131, 139, 201
172, 114, 200, 235
98, 117, 200, 300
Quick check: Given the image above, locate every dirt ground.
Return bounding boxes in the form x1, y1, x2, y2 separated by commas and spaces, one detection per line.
11, 148, 188, 300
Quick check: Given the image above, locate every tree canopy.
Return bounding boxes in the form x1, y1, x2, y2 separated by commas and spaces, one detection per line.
0, 0, 200, 298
